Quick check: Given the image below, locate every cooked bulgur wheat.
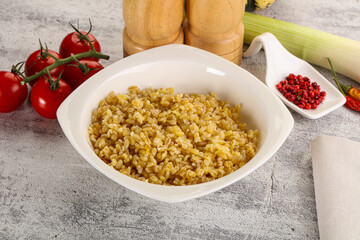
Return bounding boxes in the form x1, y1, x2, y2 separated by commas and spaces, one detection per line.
88, 86, 259, 186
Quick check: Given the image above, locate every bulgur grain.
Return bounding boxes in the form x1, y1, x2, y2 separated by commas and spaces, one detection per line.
88, 86, 259, 186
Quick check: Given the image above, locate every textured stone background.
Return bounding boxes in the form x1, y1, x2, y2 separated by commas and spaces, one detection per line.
1, 0, 360, 239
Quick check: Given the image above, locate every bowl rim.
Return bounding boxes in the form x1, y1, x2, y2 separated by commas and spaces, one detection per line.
57, 44, 294, 202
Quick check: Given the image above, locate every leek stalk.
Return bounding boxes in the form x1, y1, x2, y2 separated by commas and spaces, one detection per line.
243, 12, 360, 83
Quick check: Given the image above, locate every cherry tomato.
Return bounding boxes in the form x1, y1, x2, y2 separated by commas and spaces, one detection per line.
0, 71, 28, 113
30, 76, 72, 119
62, 60, 104, 90
25, 49, 65, 87
59, 31, 101, 62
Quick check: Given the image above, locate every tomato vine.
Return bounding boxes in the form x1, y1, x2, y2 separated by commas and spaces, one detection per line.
17, 21, 109, 86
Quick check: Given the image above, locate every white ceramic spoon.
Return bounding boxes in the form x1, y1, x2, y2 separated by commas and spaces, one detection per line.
243, 32, 345, 119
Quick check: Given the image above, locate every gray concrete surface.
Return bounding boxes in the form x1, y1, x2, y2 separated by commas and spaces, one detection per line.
1, 0, 360, 239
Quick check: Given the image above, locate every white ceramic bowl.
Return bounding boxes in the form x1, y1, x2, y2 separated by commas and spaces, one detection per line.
57, 44, 294, 202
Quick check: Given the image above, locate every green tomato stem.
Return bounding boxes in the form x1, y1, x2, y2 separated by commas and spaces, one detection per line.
21, 20, 108, 85
21, 50, 109, 85
46, 52, 59, 61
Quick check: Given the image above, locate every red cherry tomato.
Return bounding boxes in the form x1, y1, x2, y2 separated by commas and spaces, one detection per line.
59, 31, 101, 62
25, 49, 65, 87
62, 60, 104, 90
30, 76, 72, 119
0, 71, 28, 113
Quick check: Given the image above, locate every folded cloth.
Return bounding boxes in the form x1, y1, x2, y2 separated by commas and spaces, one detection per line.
311, 135, 360, 240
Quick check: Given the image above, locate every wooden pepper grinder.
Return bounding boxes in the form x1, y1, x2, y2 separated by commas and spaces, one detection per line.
122, 0, 184, 57
184, 0, 245, 65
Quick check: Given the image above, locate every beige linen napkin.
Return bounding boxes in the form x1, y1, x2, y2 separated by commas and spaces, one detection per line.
311, 135, 360, 240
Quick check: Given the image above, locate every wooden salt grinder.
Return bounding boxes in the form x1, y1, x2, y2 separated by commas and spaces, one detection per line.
184, 0, 245, 65
122, 0, 184, 57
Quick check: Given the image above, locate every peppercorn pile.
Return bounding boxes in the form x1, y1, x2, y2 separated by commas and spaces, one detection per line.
276, 74, 326, 110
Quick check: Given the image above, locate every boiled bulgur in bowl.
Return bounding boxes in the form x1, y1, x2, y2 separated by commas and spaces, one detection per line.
88, 86, 259, 186
57, 44, 293, 202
